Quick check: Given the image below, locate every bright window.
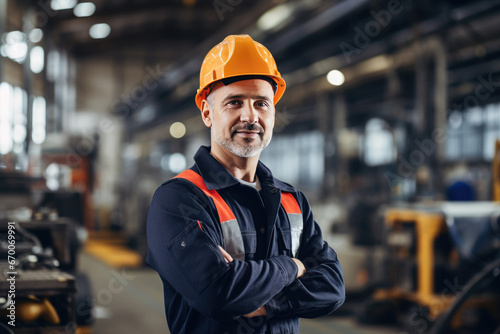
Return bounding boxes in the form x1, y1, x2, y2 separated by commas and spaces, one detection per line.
260, 131, 324, 191
446, 103, 500, 161
362, 118, 396, 166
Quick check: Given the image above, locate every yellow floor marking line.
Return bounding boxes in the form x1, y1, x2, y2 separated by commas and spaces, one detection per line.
84, 239, 143, 268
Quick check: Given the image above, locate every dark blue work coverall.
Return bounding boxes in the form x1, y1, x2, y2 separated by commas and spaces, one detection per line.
146, 146, 345, 334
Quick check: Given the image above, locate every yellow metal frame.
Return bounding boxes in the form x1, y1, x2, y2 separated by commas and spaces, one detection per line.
377, 205, 500, 325
376, 208, 453, 319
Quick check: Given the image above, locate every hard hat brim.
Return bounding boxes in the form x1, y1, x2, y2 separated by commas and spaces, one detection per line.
196, 74, 285, 110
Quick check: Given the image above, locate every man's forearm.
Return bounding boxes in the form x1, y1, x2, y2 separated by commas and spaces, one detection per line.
264, 246, 345, 319
218, 247, 306, 318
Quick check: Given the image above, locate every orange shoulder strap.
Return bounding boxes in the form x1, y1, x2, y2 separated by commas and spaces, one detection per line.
174, 169, 302, 220
280, 192, 301, 214
173, 169, 236, 223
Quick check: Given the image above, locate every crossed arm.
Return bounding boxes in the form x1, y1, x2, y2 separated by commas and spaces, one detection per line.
218, 246, 307, 318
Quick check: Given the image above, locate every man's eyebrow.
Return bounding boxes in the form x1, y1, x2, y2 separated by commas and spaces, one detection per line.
221, 94, 273, 104
255, 95, 273, 102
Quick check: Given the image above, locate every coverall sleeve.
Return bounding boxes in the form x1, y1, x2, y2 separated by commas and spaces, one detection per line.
265, 191, 345, 319
146, 180, 298, 321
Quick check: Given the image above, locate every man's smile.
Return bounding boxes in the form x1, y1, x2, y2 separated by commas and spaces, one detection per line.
231, 123, 264, 139
234, 130, 261, 138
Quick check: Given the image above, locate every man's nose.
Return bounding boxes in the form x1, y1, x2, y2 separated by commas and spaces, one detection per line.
240, 103, 259, 124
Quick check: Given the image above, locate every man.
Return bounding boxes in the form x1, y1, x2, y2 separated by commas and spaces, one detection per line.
147, 34, 345, 334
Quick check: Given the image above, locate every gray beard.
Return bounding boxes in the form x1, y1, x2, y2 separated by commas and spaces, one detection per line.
213, 127, 271, 158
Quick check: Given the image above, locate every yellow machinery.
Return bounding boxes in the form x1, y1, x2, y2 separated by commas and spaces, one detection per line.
359, 139, 500, 333
375, 209, 454, 319
369, 204, 500, 334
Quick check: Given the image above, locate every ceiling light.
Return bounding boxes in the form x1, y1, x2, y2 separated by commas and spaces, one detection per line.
50, 0, 77, 10
74, 2, 96, 17
30, 46, 45, 74
32, 97, 46, 144
29, 28, 43, 43
13, 124, 27, 143
257, 4, 294, 32
326, 70, 345, 86
3, 31, 28, 63
89, 23, 111, 39
6, 31, 23, 44
169, 153, 186, 173
170, 122, 186, 139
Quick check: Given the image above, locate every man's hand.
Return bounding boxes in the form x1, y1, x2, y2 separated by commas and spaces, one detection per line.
218, 246, 233, 263
243, 305, 267, 318
292, 258, 306, 278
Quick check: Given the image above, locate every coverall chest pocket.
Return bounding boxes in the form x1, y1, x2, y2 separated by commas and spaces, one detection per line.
241, 231, 257, 259
278, 228, 293, 257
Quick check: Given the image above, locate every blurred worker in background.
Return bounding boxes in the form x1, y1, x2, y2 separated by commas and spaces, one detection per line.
146, 34, 345, 334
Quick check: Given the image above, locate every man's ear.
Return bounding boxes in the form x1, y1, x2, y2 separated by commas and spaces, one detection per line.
200, 100, 212, 128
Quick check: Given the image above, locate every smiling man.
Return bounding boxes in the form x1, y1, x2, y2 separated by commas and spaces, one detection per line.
146, 35, 345, 334
204, 79, 275, 178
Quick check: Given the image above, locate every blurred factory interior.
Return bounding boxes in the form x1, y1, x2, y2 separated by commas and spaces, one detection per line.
1, 0, 500, 333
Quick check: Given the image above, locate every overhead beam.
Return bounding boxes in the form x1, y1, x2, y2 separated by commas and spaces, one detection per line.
269, 0, 373, 53
52, 6, 220, 38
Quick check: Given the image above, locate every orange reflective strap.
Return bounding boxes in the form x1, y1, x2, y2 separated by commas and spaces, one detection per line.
280, 192, 301, 214
174, 169, 302, 219
173, 169, 236, 223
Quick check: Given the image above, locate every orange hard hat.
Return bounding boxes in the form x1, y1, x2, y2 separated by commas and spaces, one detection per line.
195, 34, 286, 110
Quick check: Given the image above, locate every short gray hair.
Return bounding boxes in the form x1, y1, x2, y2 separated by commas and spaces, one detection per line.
205, 82, 218, 110
206, 90, 214, 109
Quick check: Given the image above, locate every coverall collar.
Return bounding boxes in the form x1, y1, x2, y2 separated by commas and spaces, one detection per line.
193, 145, 296, 193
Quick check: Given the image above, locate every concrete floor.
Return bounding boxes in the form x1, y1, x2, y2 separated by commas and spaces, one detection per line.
78, 252, 400, 334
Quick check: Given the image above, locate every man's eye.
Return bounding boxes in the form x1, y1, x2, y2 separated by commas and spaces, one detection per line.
227, 100, 241, 106
256, 101, 269, 108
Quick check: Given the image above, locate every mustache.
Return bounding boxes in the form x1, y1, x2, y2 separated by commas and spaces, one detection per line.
231, 123, 264, 135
